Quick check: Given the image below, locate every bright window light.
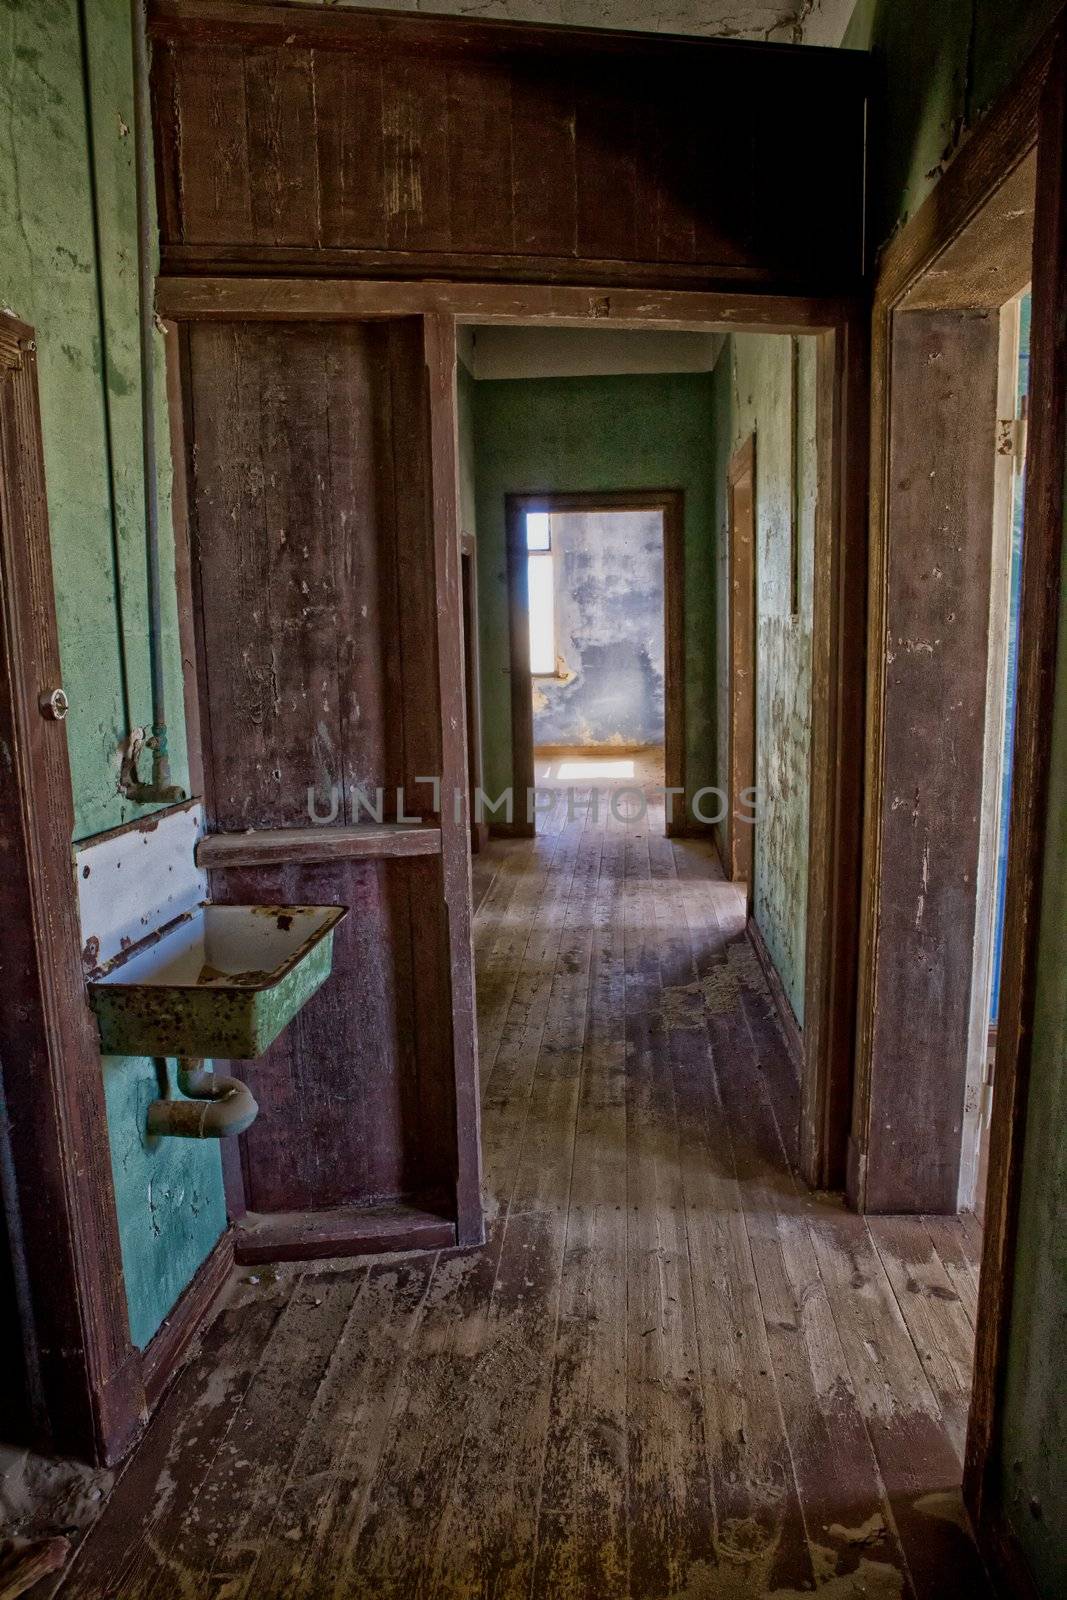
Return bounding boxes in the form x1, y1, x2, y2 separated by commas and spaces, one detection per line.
528, 551, 556, 675
526, 511, 551, 550
556, 759, 635, 780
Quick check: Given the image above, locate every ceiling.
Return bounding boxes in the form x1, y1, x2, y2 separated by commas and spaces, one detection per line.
266, 0, 857, 47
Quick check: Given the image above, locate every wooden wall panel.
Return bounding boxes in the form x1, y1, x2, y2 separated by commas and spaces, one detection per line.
862, 308, 1000, 1213
186, 317, 456, 1225
149, 0, 868, 291
210, 858, 455, 1214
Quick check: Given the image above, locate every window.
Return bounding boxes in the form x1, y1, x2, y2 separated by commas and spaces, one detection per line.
526, 511, 556, 675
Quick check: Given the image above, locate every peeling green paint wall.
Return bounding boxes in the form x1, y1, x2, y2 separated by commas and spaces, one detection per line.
710, 335, 817, 1024
838, 3, 1066, 1591
843, 0, 1063, 247
469, 372, 718, 818
0, 0, 225, 1351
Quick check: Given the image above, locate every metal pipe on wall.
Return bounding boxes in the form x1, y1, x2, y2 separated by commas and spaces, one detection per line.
147, 1059, 259, 1140
121, 0, 184, 806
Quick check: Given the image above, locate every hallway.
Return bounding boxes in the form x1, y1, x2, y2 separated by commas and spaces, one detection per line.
56, 758, 990, 1600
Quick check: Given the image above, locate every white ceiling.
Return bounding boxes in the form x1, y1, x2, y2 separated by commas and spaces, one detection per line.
461, 325, 725, 380
268, 0, 857, 46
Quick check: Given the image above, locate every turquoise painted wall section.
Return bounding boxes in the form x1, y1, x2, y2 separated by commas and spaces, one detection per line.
0, 0, 224, 1350
470, 372, 718, 819
837, 3, 1065, 1590
710, 335, 816, 1023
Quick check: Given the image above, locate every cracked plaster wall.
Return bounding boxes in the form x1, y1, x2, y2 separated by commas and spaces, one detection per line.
711, 334, 816, 1027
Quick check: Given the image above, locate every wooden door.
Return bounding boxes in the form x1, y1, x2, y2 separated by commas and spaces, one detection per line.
183, 314, 481, 1258
725, 435, 756, 882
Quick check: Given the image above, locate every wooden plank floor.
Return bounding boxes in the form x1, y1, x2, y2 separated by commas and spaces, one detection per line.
54, 754, 993, 1599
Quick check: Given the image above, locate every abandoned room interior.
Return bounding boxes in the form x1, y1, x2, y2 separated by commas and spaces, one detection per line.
1, 1, 1066, 1597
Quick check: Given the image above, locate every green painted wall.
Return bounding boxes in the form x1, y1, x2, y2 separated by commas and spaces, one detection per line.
457, 355, 477, 539
0, 0, 225, 1351
999, 528, 1067, 1592
837, 3, 1066, 1590
710, 335, 817, 1023
469, 372, 718, 819
843, 0, 1063, 246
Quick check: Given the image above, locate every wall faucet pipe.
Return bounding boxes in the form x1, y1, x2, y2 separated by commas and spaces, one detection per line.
147, 1059, 259, 1140
125, 0, 183, 806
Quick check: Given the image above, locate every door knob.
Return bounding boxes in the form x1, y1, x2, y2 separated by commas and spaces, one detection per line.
39, 687, 69, 721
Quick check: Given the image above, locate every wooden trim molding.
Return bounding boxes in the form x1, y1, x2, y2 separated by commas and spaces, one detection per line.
196, 823, 443, 868
506, 489, 686, 838
966, 15, 1067, 1551
0, 313, 143, 1464
156, 276, 860, 336
723, 434, 756, 882
423, 312, 485, 1247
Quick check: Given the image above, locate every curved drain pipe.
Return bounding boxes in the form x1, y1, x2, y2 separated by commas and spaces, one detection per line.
148, 1058, 258, 1139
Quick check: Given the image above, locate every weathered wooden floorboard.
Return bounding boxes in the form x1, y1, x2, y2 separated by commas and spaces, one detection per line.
867, 1216, 977, 1461
56, 753, 987, 1600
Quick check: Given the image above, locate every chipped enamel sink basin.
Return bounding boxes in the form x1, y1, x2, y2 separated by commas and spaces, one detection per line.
88, 903, 347, 1060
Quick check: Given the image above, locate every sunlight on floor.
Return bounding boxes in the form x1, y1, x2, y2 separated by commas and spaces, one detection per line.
554, 758, 635, 780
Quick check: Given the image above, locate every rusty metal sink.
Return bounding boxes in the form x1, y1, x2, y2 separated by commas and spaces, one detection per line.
88, 903, 347, 1060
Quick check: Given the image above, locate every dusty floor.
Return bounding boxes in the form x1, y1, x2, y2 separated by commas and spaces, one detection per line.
45, 752, 990, 1598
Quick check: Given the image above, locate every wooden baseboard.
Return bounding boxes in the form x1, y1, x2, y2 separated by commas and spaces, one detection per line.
746, 913, 804, 1072
488, 819, 535, 840
976, 1499, 1041, 1600
140, 1226, 235, 1411
233, 1199, 457, 1265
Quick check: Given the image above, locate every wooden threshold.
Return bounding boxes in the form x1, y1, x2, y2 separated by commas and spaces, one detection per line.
140, 1227, 235, 1411
233, 1201, 457, 1265
196, 823, 442, 869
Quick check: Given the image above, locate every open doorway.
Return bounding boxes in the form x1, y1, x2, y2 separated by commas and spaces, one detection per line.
506, 489, 685, 838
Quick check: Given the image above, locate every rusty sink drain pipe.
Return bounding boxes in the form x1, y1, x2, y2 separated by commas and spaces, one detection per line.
148, 1059, 258, 1139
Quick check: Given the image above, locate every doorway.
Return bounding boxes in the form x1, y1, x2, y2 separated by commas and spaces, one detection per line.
506, 490, 685, 839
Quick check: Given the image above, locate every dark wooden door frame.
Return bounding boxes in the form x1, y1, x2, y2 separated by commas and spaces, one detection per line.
0, 313, 143, 1465
158, 272, 869, 1223
723, 435, 756, 882
504, 489, 686, 839
846, 15, 1065, 1587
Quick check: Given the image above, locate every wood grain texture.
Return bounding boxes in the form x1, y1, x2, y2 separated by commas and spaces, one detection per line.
861, 309, 1000, 1214
148, 0, 868, 293
184, 316, 464, 1246
0, 313, 142, 1465
966, 17, 1067, 1554
196, 823, 442, 867
59, 755, 992, 1598
724, 435, 755, 883
156, 275, 863, 332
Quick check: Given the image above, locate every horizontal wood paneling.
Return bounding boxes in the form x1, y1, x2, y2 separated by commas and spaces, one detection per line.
149, 0, 868, 291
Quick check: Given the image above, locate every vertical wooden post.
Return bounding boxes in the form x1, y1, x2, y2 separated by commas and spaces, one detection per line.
802, 316, 868, 1191
423, 313, 484, 1246
0, 314, 143, 1463
966, 23, 1067, 1536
